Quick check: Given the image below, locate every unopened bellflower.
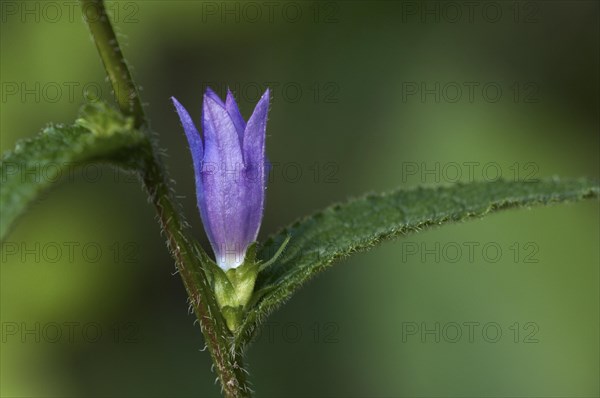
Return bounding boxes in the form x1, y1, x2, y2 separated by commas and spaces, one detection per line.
171, 88, 270, 272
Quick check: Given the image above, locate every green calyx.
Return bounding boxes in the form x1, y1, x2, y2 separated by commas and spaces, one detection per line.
205, 237, 290, 331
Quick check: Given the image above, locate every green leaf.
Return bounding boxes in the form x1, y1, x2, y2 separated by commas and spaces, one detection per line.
0, 102, 147, 240
236, 178, 599, 348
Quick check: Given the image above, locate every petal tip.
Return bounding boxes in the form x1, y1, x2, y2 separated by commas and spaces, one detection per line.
205, 87, 225, 107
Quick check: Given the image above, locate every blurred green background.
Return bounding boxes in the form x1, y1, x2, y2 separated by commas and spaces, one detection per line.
1, 1, 598, 397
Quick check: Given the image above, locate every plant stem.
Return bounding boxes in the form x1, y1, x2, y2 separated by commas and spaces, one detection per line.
141, 146, 251, 397
80, 1, 250, 396
80, 0, 145, 129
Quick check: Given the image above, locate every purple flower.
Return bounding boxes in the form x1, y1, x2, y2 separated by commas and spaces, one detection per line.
172, 88, 270, 271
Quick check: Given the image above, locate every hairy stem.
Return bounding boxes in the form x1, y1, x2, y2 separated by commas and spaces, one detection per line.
140, 145, 251, 397
80, 1, 250, 396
